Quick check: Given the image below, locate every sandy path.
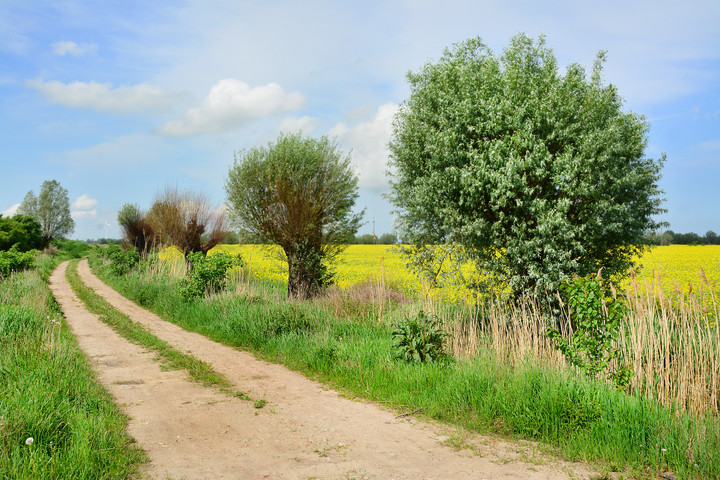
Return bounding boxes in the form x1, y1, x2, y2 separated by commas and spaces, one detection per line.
50, 259, 597, 480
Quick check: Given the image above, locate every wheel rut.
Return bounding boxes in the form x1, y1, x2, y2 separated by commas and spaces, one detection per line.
50, 259, 596, 480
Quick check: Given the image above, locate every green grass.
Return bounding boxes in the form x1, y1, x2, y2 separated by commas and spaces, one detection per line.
0, 254, 145, 479
90, 253, 720, 480
65, 259, 238, 395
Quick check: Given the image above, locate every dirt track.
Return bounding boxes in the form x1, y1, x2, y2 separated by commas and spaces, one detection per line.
49, 259, 596, 480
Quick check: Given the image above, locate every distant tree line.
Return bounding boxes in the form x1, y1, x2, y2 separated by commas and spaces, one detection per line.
645, 230, 719, 246
217, 231, 397, 245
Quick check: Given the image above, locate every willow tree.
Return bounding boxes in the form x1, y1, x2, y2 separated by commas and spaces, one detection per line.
389, 34, 665, 296
17, 180, 75, 247
226, 133, 363, 299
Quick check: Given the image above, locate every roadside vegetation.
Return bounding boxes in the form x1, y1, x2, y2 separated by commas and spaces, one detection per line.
0, 241, 144, 479
89, 249, 720, 480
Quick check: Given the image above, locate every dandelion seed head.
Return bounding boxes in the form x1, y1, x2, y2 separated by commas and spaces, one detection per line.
25, 437, 33, 445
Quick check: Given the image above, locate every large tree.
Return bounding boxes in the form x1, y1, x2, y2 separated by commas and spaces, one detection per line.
17, 180, 75, 246
226, 132, 363, 299
389, 34, 665, 296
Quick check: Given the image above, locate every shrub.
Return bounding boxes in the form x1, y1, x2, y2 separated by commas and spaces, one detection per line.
0, 246, 37, 278
106, 245, 140, 276
392, 310, 448, 363
547, 272, 633, 388
178, 251, 243, 301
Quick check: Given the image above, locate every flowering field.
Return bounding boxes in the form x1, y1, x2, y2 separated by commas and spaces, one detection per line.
209, 244, 720, 301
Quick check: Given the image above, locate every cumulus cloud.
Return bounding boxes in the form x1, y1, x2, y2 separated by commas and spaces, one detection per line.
2, 203, 19, 217
278, 115, 321, 135
72, 194, 98, 211
71, 194, 98, 219
25, 78, 176, 113
328, 103, 398, 191
51, 41, 98, 57
157, 79, 304, 136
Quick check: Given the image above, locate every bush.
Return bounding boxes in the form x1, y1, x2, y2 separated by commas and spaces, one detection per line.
178, 251, 243, 301
51, 238, 91, 258
392, 310, 448, 364
547, 272, 633, 388
106, 245, 140, 276
0, 246, 37, 278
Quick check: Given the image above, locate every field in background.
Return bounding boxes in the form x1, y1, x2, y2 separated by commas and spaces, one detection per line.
209, 244, 720, 300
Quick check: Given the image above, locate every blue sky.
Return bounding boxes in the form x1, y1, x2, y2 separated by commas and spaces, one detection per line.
1, 0, 718, 240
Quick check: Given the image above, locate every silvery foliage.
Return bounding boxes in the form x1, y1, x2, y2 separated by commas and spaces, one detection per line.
388, 34, 666, 296
18, 180, 75, 245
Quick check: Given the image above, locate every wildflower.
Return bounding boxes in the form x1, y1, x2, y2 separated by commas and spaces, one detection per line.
25, 437, 33, 445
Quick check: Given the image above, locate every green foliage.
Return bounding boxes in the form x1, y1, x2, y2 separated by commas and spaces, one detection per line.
0, 214, 43, 251
0, 245, 37, 278
547, 273, 633, 388
392, 310, 448, 364
388, 34, 666, 296
17, 180, 75, 246
51, 238, 91, 259
226, 132, 363, 299
105, 245, 140, 276
178, 251, 243, 301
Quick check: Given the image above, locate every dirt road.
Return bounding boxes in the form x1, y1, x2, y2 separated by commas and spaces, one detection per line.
49, 260, 596, 480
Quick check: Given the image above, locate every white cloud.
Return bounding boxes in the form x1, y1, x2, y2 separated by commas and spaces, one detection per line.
71, 209, 97, 219
278, 115, 321, 135
328, 103, 398, 191
2, 203, 19, 217
157, 79, 304, 137
26, 78, 176, 113
51, 41, 98, 57
72, 194, 98, 211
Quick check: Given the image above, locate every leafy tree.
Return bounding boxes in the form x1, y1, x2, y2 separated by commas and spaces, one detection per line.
117, 203, 155, 257
147, 187, 227, 257
0, 215, 43, 251
388, 34, 666, 296
353, 233, 375, 244
17, 180, 75, 246
226, 132, 363, 299
378, 232, 398, 245
706, 230, 718, 245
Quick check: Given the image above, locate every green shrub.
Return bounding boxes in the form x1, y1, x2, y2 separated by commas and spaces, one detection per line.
178, 251, 243, 301
392, 310, 448, 363
0, 246, 37, 278
547, 273, 633, 388
106, 245, 140, 276
51, 238, 91, 258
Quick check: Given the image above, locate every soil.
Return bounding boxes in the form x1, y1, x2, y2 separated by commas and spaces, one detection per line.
49, 259, 598, 480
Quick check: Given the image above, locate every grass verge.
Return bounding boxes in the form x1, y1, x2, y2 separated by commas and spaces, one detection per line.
0, 254, 145, 479
65, 259, 240, 396
90, 253, 720, 480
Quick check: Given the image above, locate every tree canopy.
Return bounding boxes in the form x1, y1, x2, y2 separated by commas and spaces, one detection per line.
226, 132, 363, 299
17, 180, 75, 246
0, 214, 43, 251
389, 34, 666, 295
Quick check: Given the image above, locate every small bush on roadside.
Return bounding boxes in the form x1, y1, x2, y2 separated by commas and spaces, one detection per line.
178, 251, 243, 301
392, 310, 448, 364
547, 272, 633, 389
0, 245, 37, 278
106, 245, 140, 276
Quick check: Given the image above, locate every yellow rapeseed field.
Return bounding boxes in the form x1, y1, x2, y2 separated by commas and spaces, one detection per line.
181, 244, 720, 301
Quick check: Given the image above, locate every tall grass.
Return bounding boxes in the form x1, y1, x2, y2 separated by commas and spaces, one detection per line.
0, 255, 144, 479
90, 251, 720, 479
